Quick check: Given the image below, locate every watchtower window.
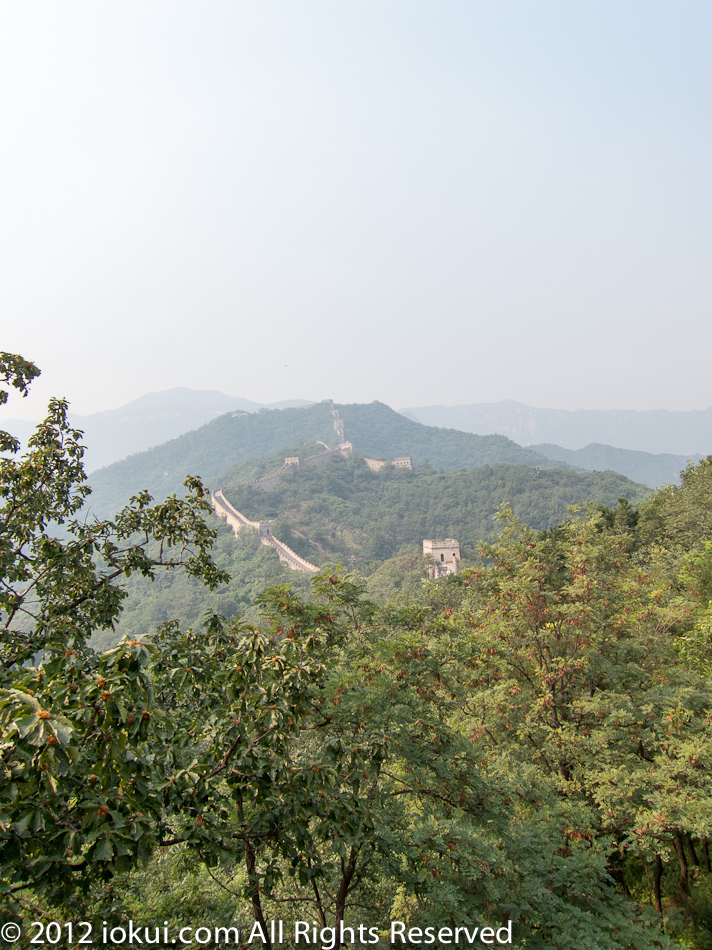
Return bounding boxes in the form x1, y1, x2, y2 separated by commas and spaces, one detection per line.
441, 553, 444, 561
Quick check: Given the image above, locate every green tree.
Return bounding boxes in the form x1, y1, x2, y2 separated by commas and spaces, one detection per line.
449, 508, 712, 917
1, 353, 698, 948
639, 456, 712, 554
0, 354, 229, 914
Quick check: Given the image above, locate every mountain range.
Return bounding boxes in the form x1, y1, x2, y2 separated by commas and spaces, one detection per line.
400, 400, 712, 456
5, 389, 706, 493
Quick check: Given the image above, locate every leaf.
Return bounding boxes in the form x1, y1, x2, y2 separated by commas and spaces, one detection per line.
93, 837, 114, 862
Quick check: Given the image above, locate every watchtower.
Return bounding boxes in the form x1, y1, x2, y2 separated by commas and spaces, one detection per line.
423, 539, 460, 579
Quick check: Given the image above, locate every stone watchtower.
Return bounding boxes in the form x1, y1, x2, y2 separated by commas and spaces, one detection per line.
423, 538, 460, 579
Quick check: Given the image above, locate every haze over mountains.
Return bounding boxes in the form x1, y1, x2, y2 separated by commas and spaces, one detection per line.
6, 388, 709, 492
528, 443, 700, 491
4, 389, 313, 472
401, 400, 712, 456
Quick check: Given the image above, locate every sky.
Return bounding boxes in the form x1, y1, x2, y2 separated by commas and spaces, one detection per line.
2, 1, 711, 420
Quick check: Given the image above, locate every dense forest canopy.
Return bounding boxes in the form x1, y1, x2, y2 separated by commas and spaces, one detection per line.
4, 353, 712, 949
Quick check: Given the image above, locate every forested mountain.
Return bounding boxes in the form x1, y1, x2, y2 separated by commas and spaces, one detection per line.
10, 389, 697, 491
84, 401, 339, 518
335, 401, 552, 469
531, 441, 699, 488
83, 400, 556, 519
221, 452, 646, 566
402, 399, 712, 455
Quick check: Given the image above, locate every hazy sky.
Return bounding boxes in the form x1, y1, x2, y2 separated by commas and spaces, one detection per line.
2, 2, 711, 419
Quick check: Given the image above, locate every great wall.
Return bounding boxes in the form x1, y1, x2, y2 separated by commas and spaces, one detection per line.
211, 401, 412, 574
212, 488, 319, 573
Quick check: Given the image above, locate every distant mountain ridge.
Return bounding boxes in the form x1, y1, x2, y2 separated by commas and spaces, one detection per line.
400, 400, 712, 456
531, 443, 699, 489
4, 388, 313, 472
7, 389, 709, 475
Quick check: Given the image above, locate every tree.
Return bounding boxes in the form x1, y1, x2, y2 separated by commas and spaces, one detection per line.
0, 353, 229, 914
450, 507, 712, 917
639, 456, 712, 554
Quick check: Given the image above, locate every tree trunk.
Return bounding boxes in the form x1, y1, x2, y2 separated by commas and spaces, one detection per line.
310, 876, 327, 929
683, 832, 700, 867
610, 866, 631, 897
236, 792, 272, 950
653, 854, 663, 913
334, 846, 360, 945
701, 838, 711, 873
674, 833, 691, 904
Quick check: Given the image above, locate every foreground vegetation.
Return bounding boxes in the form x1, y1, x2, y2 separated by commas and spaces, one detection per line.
3, 353, 712, 948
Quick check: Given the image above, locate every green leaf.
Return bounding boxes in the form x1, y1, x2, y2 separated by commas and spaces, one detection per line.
93, 837, 114, 862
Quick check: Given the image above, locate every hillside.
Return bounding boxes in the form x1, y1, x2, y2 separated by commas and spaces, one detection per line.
84, 401, 339, 518
336, 402, 553, 469
401, 400, 712, 455
220, 452, 648, 566
104, 451, 648, 647
83, 401, 555, 519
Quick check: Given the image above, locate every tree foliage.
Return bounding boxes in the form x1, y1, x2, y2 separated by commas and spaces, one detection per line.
0, 354, 227, 911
